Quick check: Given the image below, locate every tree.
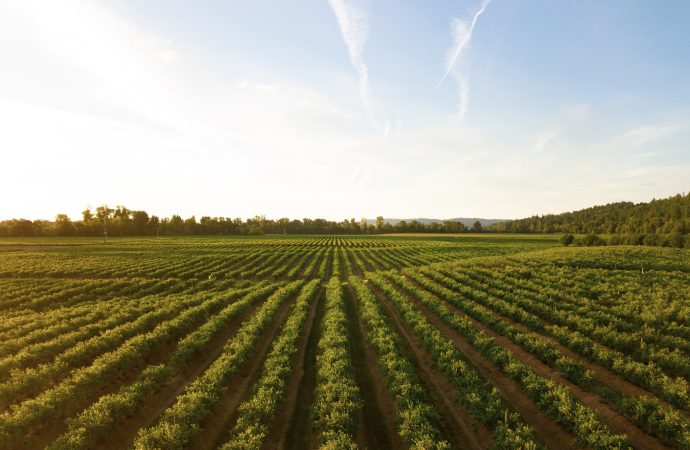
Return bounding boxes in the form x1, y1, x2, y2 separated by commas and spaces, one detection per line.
277, 217, 289, 234
375, 216, 385, 232
54, 214, 75, 236
95, 205, 113, 240
360, 218, 368, 234
184, 216, 198, 235
167, 215, 184, 234
132, 211, 149, 235
560, 234, 575, 246
150, 215, 160, 237
471, 220, 482, 232
9, 219, 35, 237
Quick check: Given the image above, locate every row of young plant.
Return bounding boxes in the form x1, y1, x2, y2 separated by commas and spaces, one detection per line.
0, 285, 253, 448
0, 299, 125, 358
434, 266, 690, 412
0, 279, 196, 355
0, 279, 80, 308
483, 266, 690, 375
46, 282, 280, 450
380, 247, 432, 268
316, 248, 332, 280
361, 248, 401, 271
375, 271, 630, 449
0, 295, 167, 383
508, 266, 690, 353
131, 280, 304, 450
300, 247, 328, 280
346, 248, 371, 275
0, 286, 262, 413
241, 250, 295, 279
0, 279, 135, 312
349, 277, 450, 449
361, 249, 392, 271
337, 247, 352, 278
217, 279, 321, 449
312, 277, 361, 448
505, 262, 689, 322
286, 248, 320, 279
365, 272, 541, 449
405, 269, 690, 449
271, 249, 312, 278
331, 246, 342, 279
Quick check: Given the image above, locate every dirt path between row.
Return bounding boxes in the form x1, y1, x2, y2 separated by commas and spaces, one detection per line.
267, 286, 323, 449
190, 292, 300, 450
368, 284, 491, 449
452, 273, 683, 411
343, 284, 404, 450
440, 268, 690, 416
386, 282, 580, 449
24, 296, 237, 450
100, 296, 269, 449
414, 280, 672, 449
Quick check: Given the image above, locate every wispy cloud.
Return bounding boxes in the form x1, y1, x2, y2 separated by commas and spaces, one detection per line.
437, 0, 492, 121
328, 0, 375, 126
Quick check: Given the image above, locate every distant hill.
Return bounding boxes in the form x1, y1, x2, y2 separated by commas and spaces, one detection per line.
367, 218, 507, 227
488, 192, 689, 234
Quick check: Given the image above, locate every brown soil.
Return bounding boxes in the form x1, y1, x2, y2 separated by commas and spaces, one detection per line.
343, 284, 404, 449
425, 285, 671, 449
346, 250, 366, 278
383, 282, 580, 449
99, 297, 268, 449
21, 297, 236, 450
293, 250, 319, 280
458, 275, 682, 410
266, 286, 323, 449
189, 293, 299, 450
368, 284, 492, 449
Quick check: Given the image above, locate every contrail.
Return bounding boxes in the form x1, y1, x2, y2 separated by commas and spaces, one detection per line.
328, 0, 376, 127
435, 0, 492, 90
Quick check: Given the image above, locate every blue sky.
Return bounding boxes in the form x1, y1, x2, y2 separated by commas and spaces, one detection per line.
1, 0, 689, 221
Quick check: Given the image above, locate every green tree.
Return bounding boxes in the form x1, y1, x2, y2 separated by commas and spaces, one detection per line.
132, 211, 149, 235
471, 220, 482, 232
560, 234, 575, 246
375, 216, 385, 232
360, 217, 368, 234
54, 214, 75, 236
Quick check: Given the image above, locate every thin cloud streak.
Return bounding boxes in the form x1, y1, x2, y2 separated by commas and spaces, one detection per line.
437, 0, 492, 122
436, 0, 492, 90
328, 0, 376, 127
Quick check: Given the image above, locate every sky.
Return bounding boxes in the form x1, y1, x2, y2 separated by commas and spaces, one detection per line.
1, 0, 689, 221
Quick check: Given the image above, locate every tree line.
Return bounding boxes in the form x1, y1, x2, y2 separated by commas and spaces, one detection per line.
489, 192, 690, 235
0, 206, 481, 237
488, 192, 690, 249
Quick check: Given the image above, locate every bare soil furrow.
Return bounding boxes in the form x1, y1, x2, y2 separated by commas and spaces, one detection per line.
343, 284, 403, 450
368, 283, 491, 450
391, 284, 580, 449
189, 291, 298, 450
98, 298, 267, 449
266, 286, 323, 449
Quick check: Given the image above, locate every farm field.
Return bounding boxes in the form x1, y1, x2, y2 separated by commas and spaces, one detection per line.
0, 235, 689, 449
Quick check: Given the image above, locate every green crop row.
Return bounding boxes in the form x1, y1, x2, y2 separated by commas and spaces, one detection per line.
312, 277, 361, 448
132, 280, 303, 450
219, 279, 320, 449
365, 272, 540, 449
406, 268, 690, 448
349, 276, 450, 449
47, 282, 278, 450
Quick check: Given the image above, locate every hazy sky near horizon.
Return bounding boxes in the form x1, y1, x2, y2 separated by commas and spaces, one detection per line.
1, 0, 689, 221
